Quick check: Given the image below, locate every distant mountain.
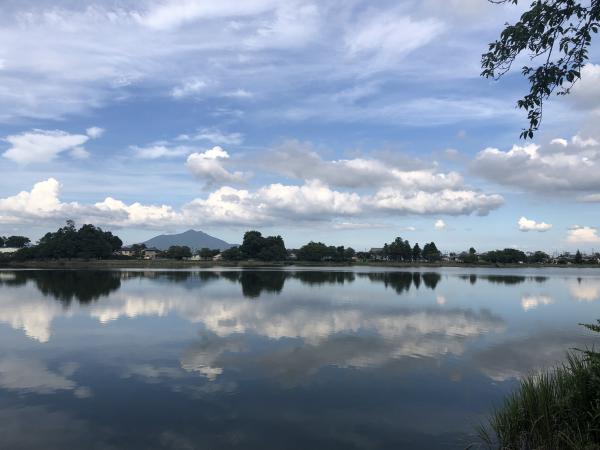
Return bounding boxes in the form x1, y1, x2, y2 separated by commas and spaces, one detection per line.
142, 230, 235, 251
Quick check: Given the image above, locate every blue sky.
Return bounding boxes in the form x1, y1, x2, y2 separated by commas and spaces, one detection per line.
0, 0, 599, 252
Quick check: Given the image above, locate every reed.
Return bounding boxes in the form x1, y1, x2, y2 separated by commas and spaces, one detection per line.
477, 321, 600, 450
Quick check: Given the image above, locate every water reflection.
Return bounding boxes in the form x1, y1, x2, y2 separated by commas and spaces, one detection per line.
0, 268, 598, 449
569, 277, 600, 302
520, 294, 554, 311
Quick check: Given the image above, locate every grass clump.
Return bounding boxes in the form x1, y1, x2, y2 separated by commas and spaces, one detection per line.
478, 321, 600, 450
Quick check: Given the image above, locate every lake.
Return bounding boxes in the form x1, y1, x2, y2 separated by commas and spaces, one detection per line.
0, 267, 598, 449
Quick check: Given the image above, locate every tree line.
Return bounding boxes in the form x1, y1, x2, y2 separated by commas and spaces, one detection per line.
2, 223, 597, 265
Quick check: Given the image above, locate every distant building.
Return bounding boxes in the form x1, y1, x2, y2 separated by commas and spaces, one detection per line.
212, 253, 223, 261
119, 246, 136, 257
369, 248, 387, 261
143, 248, 160, 259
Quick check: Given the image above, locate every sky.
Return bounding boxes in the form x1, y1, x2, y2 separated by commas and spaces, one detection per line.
0, 0, 599, 252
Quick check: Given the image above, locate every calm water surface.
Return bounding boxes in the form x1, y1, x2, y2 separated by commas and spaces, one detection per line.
1, 267, 599, 449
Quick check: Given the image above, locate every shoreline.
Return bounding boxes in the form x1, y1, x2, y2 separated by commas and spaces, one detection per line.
1, 259, 599, 270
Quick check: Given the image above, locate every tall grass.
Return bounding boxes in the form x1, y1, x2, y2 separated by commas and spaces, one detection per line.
477, 321, 600, 450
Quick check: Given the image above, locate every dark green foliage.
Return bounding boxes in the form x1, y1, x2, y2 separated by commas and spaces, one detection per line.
198, 248, 220, 258
221, 246, 243, 261
528, 250, 550, 263
164, 245, 191, 259
461, 247, 479, 263
575, 249, 584, 264
384, 237, 413, 261
478, 321, 600, 449
412, 243, 422, 261
238, 231, 287, 261
296, 242, 354, 262
422, 242, 442, 262
12, 221, 122, 260
4, 235, 30, 248
483, 248, 528, 264
482, 0, 600, 138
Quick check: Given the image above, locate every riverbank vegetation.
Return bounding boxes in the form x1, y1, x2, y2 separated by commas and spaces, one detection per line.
478, 321, 600, 450
2, 222, 599, 266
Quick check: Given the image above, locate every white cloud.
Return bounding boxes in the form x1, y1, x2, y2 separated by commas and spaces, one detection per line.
572, 134, 599, 148
569, 64, 600, 110
370, 188, 503, 216
550, 138, 568, 147
2, 128, 101, 164
132, 144, 190, 159
85, 127, 105, 138
178, 128, 244, 145
186, 146, 247, 186
94, 197, 182, 228
0, 176, 502, 229
69, 147, 90, 160
268, 140, 469, 190
567, 226, 600, 244
138, 0, 278, 30
223, 89, 254, 99
471, 137, 600, 195
346, 13, 444, 72
171, 79, 208, 98
434, 219, 446, 230
518, 216, 552, 232
0, 178, 71, 223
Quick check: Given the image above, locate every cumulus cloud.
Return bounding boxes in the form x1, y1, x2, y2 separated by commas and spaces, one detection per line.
0, 176, 503, 229
262, 141, 503, 216
186, 146, 248, 186
434, 219, 446, 230
370, 188, 502, 216
2, 128, 102, 164
471, 137, 600, 196
0, 178, 180, 228
267, 141, 463, 189
518, 216, 552, 232
567, 226, 600, 244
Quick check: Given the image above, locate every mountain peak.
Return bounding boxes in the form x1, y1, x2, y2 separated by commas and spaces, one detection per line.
142, 230, 233, 251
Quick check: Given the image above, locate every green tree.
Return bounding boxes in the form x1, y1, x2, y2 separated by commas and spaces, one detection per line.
5, 235, 30, 248
422, 242, 442, 262
12, 222, 121, 260
221, 247, 243, 261
238, 231, 287, 261
412, 243, 422, 261
165, 245, 192, 260
575, 249, 583, 263
483, 0, 600, 138
484, 248, 528, 264
297, 242, 331, 262
529, 250, 550, 263
198, 248, 220, 258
